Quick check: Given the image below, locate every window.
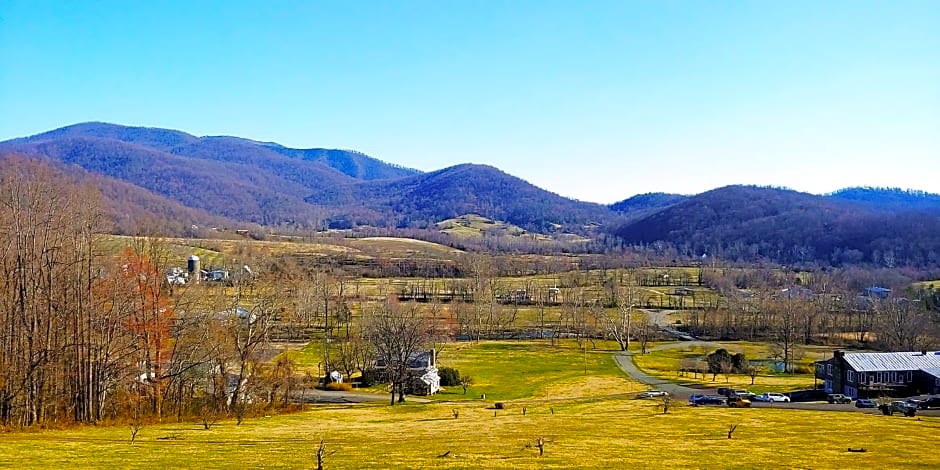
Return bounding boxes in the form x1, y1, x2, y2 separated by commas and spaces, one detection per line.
827, 364, 832, 375
847, 370, 855, 383
907, 371, 913, 382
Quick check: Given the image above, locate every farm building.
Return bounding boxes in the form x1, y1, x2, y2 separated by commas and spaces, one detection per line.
815, 350, 940, 398
374, 350, 441, 396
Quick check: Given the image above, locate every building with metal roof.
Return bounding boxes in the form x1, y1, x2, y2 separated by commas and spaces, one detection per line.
843, 351, 940, 372
816, 350, 940, 399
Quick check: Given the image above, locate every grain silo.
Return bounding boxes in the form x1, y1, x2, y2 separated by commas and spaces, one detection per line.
187, 255, 201, 282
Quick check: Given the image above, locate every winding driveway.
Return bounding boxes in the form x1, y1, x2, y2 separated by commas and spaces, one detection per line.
614, 340, 719, 399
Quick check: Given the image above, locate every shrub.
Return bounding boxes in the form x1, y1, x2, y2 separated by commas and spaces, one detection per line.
793, 365, 813, 374
439, 367, 461, 387
325, 382, 353, 392
359, 369, 380, 387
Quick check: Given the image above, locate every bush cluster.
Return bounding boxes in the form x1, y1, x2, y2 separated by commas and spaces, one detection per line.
325, 382, 353, 392
439, 367, 461, 387
359, 369, 380, 387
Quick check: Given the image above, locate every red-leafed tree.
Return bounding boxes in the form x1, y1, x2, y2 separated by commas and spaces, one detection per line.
112, 246, 175, 418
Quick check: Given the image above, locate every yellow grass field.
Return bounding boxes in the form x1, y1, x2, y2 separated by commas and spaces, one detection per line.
2, 341, 938, 469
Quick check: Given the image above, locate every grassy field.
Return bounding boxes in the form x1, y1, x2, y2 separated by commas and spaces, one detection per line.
633, 342, 835, 393
2, 340, 938, 469
431, 340, 644, 402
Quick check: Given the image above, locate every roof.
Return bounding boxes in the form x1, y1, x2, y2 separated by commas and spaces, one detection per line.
843, 351, 940, 372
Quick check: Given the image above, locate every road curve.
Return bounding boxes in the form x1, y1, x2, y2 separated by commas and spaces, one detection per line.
613, 341, 720, 399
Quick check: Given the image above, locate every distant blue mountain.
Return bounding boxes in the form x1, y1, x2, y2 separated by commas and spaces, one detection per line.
827, 187, 940, 213
609, 192, 688, 217
7, 122, 420, 181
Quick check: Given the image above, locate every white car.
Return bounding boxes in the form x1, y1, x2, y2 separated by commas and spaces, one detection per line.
638, 390, 669, 399
756, 392, 790, 403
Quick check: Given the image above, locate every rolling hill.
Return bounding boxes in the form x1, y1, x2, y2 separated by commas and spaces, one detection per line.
827, 187, 940, 214
9, 123, 940, 267
614, 185, 940, 267
609, 192, 688, 220
314, 163, 613, 231
0, 154, 242, 236
0, 122, 616, 233
7, 122, 419, 181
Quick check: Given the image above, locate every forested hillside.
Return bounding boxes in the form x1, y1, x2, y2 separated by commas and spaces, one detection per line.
311, 164, 614, 231
0, 155, 242, 235
615, 185, 940, 267
827, 187, 940, 213
7, 124, 940, 268
609, 192, 687, 219
1, 123, 614, 232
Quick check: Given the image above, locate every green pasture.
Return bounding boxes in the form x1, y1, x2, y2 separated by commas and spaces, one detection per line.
633, 341, 836, 393
2, 339, 938, 469
431, 340, 642, 402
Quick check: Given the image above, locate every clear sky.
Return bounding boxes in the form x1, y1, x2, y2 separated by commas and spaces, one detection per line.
1, 1, 938, 203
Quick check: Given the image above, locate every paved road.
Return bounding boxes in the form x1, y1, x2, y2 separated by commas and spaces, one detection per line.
614, 340, 720, 399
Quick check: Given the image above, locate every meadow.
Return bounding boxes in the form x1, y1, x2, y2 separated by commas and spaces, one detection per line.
2, 341, 938, 469
632, 342, 835, 393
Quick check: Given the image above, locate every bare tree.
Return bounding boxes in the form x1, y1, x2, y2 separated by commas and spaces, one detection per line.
459, 375, 473, 394
876, 295, 932, 352
746, 361, 763, 385
635, 313, 654, 355
771, 297, 801, 373
601, 278, 641, 351
363, 297, 433, 405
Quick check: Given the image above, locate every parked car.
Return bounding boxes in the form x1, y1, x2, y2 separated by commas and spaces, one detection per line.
880, 400, 917, 416
751, 392, 789, 403
732, 389, 750, 397
854, 398, 878, 408
717, 387, 733, 397
700, 395, 727, 405
638, 389, 669, 399
916, 396, 940, 409
690, 394, 726, 406
727, 396, 752, 408
827, 394, 852, 404
904, 398, 924, 408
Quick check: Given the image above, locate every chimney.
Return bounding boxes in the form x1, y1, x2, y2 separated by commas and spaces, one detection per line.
834, 350, 844, 359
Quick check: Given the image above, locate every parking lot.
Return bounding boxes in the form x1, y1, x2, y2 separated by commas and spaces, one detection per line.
617, 350, 940, 417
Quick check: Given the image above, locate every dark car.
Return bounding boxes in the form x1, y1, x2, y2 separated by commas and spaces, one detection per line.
880, 400, 917, 416
916, 396, 940, 409
717, 387, 733, 397
827, 394, 852, 404
690, 394, 726, 406
855, 398, 878, 408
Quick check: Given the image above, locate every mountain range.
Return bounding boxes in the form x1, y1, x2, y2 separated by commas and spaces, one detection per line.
3, 122, 940, 267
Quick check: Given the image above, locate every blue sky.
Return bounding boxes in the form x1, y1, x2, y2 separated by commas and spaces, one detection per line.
1, 1, 937, 203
